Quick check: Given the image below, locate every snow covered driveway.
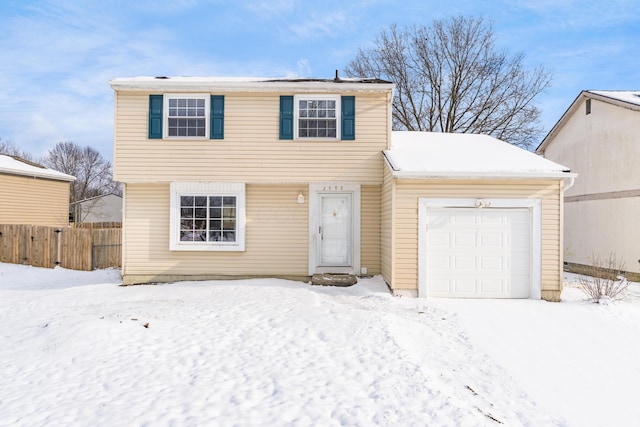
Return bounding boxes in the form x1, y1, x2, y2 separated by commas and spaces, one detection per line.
0, 264, 638, 426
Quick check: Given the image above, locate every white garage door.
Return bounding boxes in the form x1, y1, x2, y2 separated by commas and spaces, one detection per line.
425, 207, 531, 298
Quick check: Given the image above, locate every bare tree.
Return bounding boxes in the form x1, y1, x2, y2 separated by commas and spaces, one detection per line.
345, 16, 551, 149
40, 141, 121, 204
0, 139, 35, 161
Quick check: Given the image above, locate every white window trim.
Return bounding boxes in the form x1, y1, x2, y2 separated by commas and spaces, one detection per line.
294, 94, 341, 140
417, 198, 542, 299
170, 182, 245, 251
163, 93, 210, 139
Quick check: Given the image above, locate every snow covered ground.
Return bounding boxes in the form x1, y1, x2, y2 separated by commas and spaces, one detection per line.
1, 263, 639, 426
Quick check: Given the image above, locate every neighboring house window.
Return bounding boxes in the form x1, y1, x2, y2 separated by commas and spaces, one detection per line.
148, 95, 224, 140
170, 182, 245, 251
585, 99, 591, 115
280, 95, 355, 140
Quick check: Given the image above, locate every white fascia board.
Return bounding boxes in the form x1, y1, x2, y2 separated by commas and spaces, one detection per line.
109, 79, 394, 94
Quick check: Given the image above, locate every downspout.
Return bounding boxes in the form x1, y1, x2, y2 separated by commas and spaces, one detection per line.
562, 176, 576, 193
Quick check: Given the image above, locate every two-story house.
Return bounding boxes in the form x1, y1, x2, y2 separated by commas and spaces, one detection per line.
110, 76, 574, 300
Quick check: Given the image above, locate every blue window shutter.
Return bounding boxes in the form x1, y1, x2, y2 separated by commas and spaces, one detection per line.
280, 96, 294, 140
341, 96, 355, 140
210, 95, 224, 139
148, 95, 163, 139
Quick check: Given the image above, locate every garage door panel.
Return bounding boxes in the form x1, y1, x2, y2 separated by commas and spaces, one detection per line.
479, 232, 504, 247
453, 232, 476, 247
479, 279, 504, 294
426, 207, 531, 298
428, 232, 451, 247
454, 279, 477, 293
454, 256, 477, 270
479, 255, 504, 270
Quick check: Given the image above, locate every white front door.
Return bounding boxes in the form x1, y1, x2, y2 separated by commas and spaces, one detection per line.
318, 194, 352, 266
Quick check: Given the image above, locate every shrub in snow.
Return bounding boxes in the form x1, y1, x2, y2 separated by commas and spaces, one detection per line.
578, 254, 629, 303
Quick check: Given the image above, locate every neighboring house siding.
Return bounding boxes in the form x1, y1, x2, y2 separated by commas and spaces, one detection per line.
389, 179, 562, 297
113, 92, 389, 185
122, 183, 383, 283
0, 174, 70, 227
564, 198, 640, 272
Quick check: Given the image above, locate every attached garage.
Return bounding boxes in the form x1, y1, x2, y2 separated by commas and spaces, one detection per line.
381, 131, 575, 301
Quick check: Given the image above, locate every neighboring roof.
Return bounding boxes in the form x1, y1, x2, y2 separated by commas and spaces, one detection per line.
536, 90, 640, 154
109, 75, 394, 93
0, 155, 76, 182
384, 131, 574, 179
73, 193, 123, 205
588, 90, 640, 107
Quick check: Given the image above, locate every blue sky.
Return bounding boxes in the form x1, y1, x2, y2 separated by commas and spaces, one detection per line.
0, 0, 638, 161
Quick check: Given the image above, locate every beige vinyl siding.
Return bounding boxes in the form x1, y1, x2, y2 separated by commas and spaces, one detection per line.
361, 185, 381, 275
0, 174, 70, 227
122, 183, 310, 282
380, 164, 394, 285
390, 179, 563, 295
114, 92, 389, 185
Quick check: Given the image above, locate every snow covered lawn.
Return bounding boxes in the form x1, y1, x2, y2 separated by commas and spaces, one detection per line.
1, 263, 639, 426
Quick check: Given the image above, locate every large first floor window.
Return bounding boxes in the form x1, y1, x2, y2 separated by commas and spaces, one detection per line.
170, 182, 245, 251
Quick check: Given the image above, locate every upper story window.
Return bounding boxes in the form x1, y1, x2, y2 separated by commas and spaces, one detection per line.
167, 96, 207, 137
295, 95, 339, 139
148, 94, 224, 140
280, 95, 355, 141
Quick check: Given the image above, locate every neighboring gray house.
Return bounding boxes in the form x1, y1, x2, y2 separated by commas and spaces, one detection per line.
73, 193, 123, 224
536, 90, 640, 279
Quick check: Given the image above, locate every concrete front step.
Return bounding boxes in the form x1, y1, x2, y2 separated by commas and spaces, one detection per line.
311, 273, 358, 287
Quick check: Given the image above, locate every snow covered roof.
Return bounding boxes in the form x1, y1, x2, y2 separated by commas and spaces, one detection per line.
384, 132, 574, 179
109, 75, 394, 93
588, 90, 640, 107
0, 155, 76, 182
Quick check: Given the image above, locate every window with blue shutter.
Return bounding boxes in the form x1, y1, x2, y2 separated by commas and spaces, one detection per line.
148, 95, 163, 139
280, 96, 294, 140
210, 95, 224, 139
341, 96, 355, 140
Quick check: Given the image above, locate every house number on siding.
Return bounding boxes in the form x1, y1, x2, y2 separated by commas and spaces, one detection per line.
322, 186, 344, 191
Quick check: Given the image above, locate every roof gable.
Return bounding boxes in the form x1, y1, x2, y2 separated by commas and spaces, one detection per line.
536, 90, 640, 154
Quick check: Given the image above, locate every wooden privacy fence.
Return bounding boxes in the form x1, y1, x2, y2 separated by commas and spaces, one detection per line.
0, 224, 121, 271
